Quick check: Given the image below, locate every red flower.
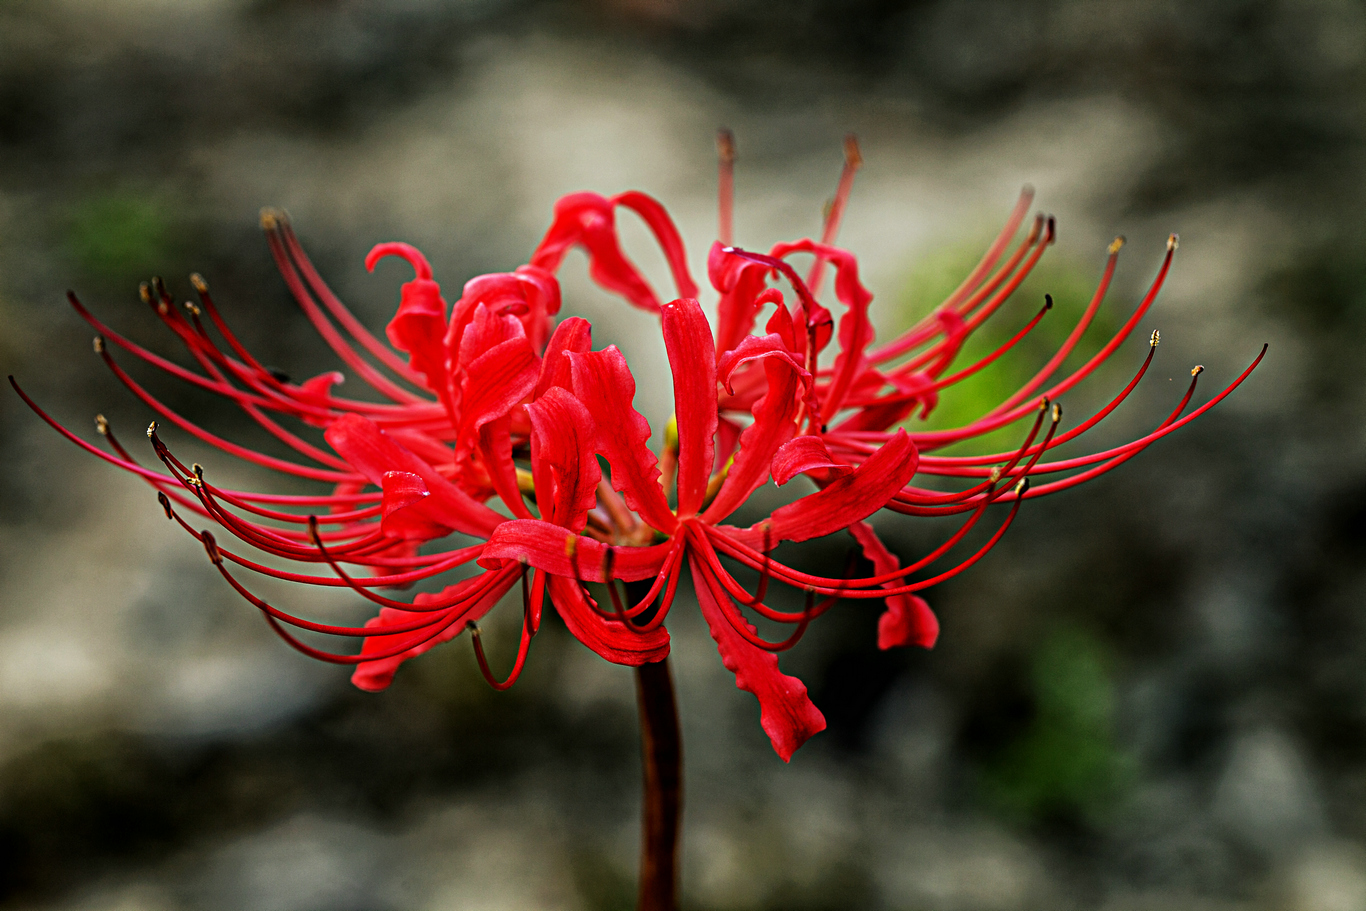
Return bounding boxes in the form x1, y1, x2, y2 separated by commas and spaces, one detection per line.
11, 137, 1264, 761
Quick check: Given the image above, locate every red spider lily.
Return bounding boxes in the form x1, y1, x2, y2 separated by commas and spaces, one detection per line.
10, 135, 1264, 762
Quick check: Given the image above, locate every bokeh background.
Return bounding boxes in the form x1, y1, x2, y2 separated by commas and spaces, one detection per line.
1, 0, 1363, 908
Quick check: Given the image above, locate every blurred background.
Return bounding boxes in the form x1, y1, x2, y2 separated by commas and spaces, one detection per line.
0, 0, 1362, 908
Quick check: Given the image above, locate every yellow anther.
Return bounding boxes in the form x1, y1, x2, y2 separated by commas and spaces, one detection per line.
664, 414, 679, 453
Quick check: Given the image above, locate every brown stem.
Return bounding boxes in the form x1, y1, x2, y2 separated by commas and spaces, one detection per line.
635, 657, 682, 911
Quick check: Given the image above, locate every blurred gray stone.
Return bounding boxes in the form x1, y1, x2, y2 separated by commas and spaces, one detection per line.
1214, 727, 1325, 859
874, 822, 1055, 911
1268, 842, 1366, 911
194, 815, 395, 911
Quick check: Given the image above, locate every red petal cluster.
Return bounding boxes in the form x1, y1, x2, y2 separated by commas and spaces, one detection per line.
13, 137, 1264, 760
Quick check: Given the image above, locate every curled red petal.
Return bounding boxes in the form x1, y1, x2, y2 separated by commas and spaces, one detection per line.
545, 574, 671, 666
351, 566, 518, 692
568, 347, 678, 533
612, 190, 698, 300
534, 317, 592, 399
367, 243, 448, 398
530, 192, 662, 312
688, 553, 826, 761
527, 387, 602, 531
770, 435, 854, 486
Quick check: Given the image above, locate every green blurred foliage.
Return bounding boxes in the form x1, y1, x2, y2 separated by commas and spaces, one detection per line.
890, 239, 1122, 463
65, 189, 178, 283
981, 625, 1134, 825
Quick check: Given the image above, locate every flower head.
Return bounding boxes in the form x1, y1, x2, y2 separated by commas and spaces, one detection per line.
12, 135, 1264, 759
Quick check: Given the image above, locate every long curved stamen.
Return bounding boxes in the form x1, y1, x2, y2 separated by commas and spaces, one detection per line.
867, 210, 1044, 365
99, 342, 358, 483
888, 397, 1050, 511
890, 215, 1055, 380
846, 478, 1030, 598
717, 128, 735, 246
161, 493, 476, 585
261, 211, 427, 404
979, 234, 1173, 425
863, 296, 1054, 414
200, 531, 463, 641
281, 219, 428, 385
307, 516, 481, 611
698, 541, 856, 650
467, 566, 535, 690
734, 522, 773, 607
914, 329, 1161, 471
806, 134, 861, 296
1015, 348, 1261, 497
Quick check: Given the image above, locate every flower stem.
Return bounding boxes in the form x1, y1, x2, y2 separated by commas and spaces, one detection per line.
635, 657, 681, 911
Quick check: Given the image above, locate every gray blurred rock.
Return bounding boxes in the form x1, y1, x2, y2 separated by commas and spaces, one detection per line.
1268, 841, 1366, 911
1214, 727, 1326, 859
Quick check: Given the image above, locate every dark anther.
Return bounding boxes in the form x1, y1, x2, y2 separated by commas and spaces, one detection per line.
157, 491, 174, 520
201, 530, 223, 565
1044, 293, 1053, 310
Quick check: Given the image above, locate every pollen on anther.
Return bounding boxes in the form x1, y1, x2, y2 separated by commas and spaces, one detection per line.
183, 301, 201, 317
1052, 402, 1062, 423
190, 273, 209, 294
989, 466, 1003, 483
146, 421, 158, 439
92, 336, 105, 354
1108, 236, 1126, 255
1150, 330, 1161, 347
139, 283, 152, 305
1191, 364, 1205, 376
95, 414, 109, 436
1167, 234, 1179, 252
1014, 477, 1031, 496
259, 208, 279, 230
